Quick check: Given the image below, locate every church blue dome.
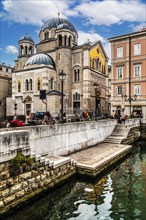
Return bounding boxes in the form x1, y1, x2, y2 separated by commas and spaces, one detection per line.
25, 53, 55, 68
19, 34, 34, 42
57, 23, 70, 30
41, 18, 77, 35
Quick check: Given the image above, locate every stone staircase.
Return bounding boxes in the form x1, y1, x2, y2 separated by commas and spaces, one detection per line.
30, 153, 76, 168
103, 124, 130, 144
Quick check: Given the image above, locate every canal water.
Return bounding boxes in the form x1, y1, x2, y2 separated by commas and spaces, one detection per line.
2, 140, 146, 220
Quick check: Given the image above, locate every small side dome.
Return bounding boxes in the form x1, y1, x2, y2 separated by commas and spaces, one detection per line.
19, 34, 34, 43
25, 53, 55, 68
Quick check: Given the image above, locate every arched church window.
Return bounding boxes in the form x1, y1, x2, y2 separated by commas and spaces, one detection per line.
68, 36, 72, 47
73, 92, 80, 101
58, 35, 62, 46
44, 32, 49, 40
18, 80, 21, 92
29, 46, 32, 55
74, 68, 80, 82
25, 79, 29, 91
20, 45, 24, 56
37, 78, 41, 91
99, 61, 101, 71
29, 79, 32, 90
50, 78, 54, 90
64, 35, 67, 46
96, 58, 99, 70
25, 46, 28, 55
92, 59, 94, 68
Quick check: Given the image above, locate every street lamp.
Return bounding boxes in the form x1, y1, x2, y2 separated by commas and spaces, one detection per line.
59, 70, 66, 121
94, 83, 98, 115
22, 98, 29, 116
14, 102, 17, 116
123, 94, 137, 115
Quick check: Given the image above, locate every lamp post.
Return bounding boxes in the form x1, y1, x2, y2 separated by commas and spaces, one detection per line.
14, 102, 17, 116
123, 94, 137, 115
22, 98, 28, 116
93, 83, 99, 116
59, 70, 66, 121
121, 93, 125, 117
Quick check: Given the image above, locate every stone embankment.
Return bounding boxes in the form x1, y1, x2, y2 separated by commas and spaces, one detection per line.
68, 143, 132, 177
140, 118, 146, 139
0, 118, 141, 215
0, 119, 117, 163
0, 154, 76, 215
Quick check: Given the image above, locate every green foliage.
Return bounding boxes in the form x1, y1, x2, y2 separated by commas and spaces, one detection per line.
9, 152, 33, 176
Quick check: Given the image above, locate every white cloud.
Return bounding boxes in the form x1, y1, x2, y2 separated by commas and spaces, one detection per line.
74, 0, 146, 26
1, 0, 70, 26
130, 23, 146, 32
103, 42, 111, 64
78, 30, 105, 45
5, 45, 18, 54
1, 0, 145, 27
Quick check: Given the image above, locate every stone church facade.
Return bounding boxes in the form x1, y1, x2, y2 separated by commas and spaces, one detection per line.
6, 17, 109, 117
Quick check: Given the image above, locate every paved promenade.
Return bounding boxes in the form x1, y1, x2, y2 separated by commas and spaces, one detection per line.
68, 143, 132, 176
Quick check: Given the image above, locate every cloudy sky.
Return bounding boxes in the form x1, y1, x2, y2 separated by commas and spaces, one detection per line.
0, 0, 146, 66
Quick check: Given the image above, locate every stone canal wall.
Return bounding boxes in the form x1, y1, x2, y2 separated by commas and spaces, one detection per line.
0, 155, 76, 215
122, 118, 141, 144
0, 119, 117, 163
29, 119, 117, 156
140, 119, 146, 139
0, 118, 142, 215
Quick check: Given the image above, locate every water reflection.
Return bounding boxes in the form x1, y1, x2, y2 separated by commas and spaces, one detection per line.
2, 140, 146, 220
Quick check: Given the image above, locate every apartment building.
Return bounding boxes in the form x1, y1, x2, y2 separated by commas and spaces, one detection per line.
108, 28, 146, 119
0, 63, 13, 118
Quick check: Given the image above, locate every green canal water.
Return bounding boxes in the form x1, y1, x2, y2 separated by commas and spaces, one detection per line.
2, 140, 146, 220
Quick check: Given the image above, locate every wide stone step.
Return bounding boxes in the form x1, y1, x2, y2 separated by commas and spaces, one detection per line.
105, 136, 125, 140
103, 140, 122, 144
112, 132, 128, 135
111, 134, 127, 137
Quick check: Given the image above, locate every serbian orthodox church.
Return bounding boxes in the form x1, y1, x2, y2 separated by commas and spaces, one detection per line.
6, 16, 109, 116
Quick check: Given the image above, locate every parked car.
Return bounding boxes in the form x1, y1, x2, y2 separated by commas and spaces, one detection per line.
10, 119, 24, 127
35, 112, 45, 120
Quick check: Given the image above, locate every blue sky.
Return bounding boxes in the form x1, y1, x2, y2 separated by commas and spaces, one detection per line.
0, 0, 146, 67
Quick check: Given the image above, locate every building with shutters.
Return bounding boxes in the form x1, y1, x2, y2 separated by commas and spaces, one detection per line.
108, 28, 146, 119
6, 17, 109, 117
0, 64, 13, 119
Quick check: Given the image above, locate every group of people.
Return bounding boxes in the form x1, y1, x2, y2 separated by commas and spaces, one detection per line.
6, 109, 142, 128
114, 111, 143, 124
114, 113, 128, 124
